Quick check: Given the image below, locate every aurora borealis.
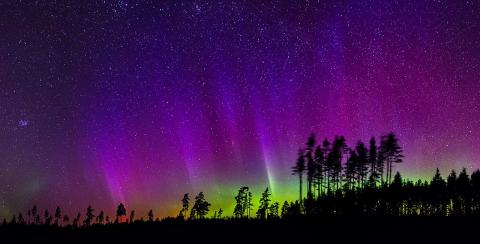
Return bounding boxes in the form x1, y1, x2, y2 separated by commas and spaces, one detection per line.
1, 0, 480, 219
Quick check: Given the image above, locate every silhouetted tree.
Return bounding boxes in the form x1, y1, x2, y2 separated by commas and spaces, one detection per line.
217, 208, 223, 219
329, 136, 347, 191
268, 202, 279, 219
97, 210, 105, 224
31, 205, 37, 224
457, 168, 471, 215
73, 212, 81, 227
179, 193, 190, 219
54, 206, 62, 226
233, 186, 252, 218
281, 201, 289, 218
380, 133, 404, 184
345, 150, 358, 190
322, 139, 332, 190
256, 187, 271, 219
314, 146, 325, 196
368, 137, 378, 182
17, 213, 25, 225
306, 133, 317, 198
44, 209, 52, 225
447, 170, 458, 215
190, 192, 210, 219
84, 205, 95, 226
116, 203, 127, 223
292, 149, 306, 204
129, 210, 135, 223
355, 141, 369, 188
430, 168, 447, 215
471, 170, 480, 214
148, 209, 154, 222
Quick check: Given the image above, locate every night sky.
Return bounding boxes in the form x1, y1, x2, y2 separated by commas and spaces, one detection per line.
1, 0, 480, 218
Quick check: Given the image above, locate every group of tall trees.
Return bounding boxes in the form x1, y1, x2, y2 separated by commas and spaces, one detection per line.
5, 132, 480, 227
292, 132, 404, 203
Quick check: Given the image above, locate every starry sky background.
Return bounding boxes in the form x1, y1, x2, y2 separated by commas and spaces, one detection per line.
1, 0, 480, 219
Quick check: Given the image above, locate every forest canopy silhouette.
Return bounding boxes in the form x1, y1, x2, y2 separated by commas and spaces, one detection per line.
3, 132, 480, 230
3, 133, 480, 244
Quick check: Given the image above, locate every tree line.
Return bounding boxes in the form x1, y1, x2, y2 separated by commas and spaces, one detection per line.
3, 132, 480, 228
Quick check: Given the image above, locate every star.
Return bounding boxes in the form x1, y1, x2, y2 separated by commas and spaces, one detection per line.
18, 119, 29, 128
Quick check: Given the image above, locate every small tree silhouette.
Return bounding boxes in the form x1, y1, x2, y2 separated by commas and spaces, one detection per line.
84, 205, 95, 226
179, 193, 190, 219
116, 203, 127, 223
148, 209, 154, 222
17, 213, 25, 225
268, 202, 279, 219
97, 210, 105, 224
281, 201, 289, 218
129, 210, 135, 223
217, 208, 223, 219
54, 206, 62, 226
73, 212, 81, 227
234, 186, 250, 218
44, 209, 52, 225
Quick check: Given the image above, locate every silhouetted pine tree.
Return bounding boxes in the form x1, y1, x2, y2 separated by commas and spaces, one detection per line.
380, 133, 404, 184
457, 168, 471, 215
447, 170, 458, 215
355, 141, 369, 188
306, 133, 317, 198
471, 170, 480, 214
330, 136, 346, 191
429, 168, 446, 215
234, 186, 249, 218
314, 146, 325, 197
281, 201, 289, 218
256, 187, 271, 219
268, 202, 279, 219
368, 137, 378, 183
322, 139, 332, 192
345, 150, 358, 190
292, 149, 306, 204
179, 193, 190, 219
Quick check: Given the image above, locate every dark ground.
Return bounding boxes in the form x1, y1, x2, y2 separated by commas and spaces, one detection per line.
0, 217, 477, 244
